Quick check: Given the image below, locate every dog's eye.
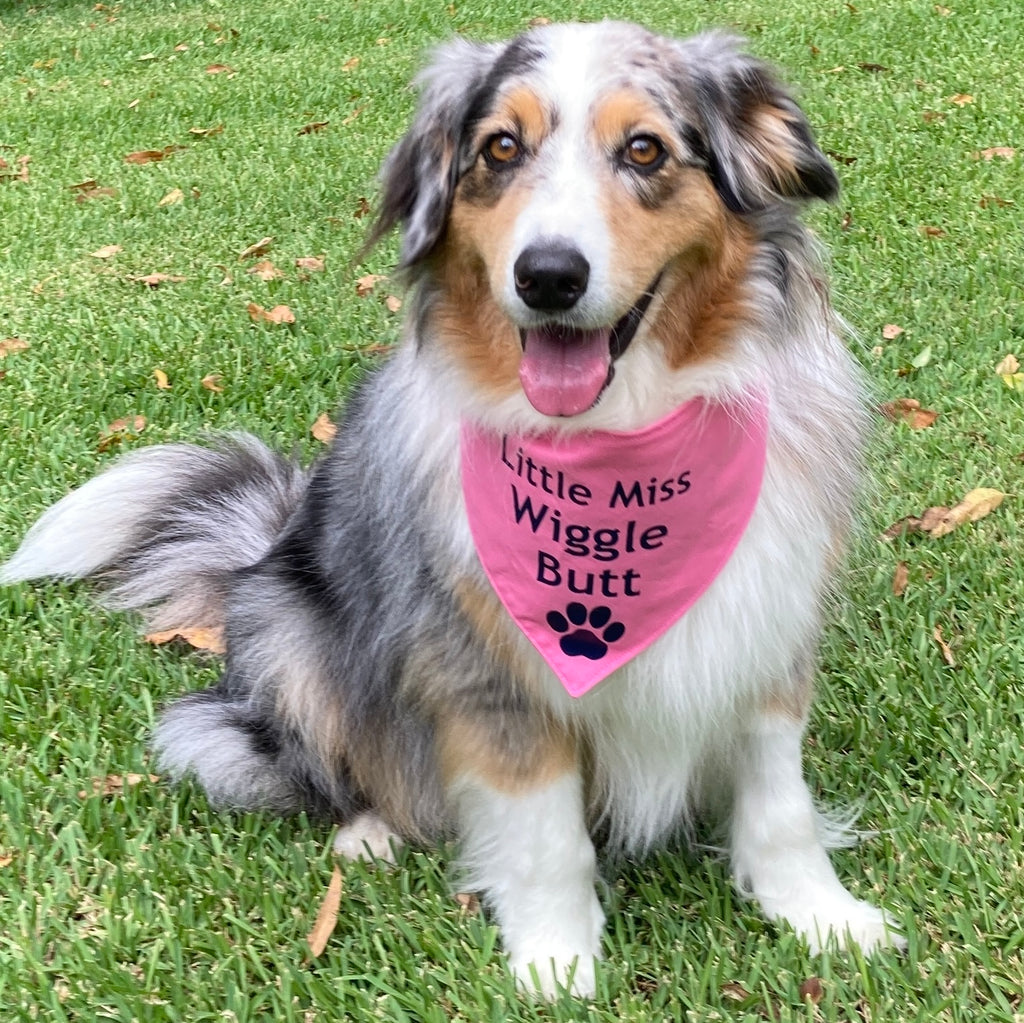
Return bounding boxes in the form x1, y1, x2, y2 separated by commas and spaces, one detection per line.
483, 133, 522, 168
622, 135, 667, 172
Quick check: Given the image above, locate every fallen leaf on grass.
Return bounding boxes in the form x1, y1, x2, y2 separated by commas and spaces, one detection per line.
90, 244, 122, 259
201, 373, 224, 393
311, 413, 337, 443
892, 561, 909, 597
355, 273, 385, 297
0, 853, 13, 868
980, 194, 1014, 209
298, 120, 329, 136
721, 982, 753, 1002
307, 865, 343, 957
949, 93, 974, 107
78, 773, 161, 798
341, 56, 360, 72
353, 197, 371, 219
454, 892, 481, 914
98, 414, 146, 452
884, 488, 1004, 539
124, 146, 186, 165
799, 978, 825, 1005
188, 124, 224, 138
158, 188, 185, 206
153, 368, 171, 390
933, 625, 955, 666
920, 225, 946, 239
145, 625, 226, 654
0, 337, 29, 358
75, 186, 118, 203
206, 63, 236, 75
0, 154, 31, 183
385, 295, 402, 313
879, 397, 938, 429
295, 256, 325, 273
882, 323, 904, 340
239, 236, 274, 261
247, 302, 295, 325
135, 273, 186, 287
69, 178, 98, 192
995, 353, 1024, 389
972, 147, 1015, 161
247, 259, 284, 281
928, 488, 1004, 537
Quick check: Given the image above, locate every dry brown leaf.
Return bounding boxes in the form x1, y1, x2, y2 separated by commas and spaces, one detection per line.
153, 368, 171, 390
949, 93, 974, 106
247, 302, 295, 325
0, 154, 31, 183
355, 273, 385, 297
529, 16, 552, 26
921, 225, 946, 238
69, 178, 98, 192
201, 373, 224, 393
188, 124, 224, 137
239, 236, 274, 261
298, 120, 329, 136
145, 626, 226, 654
882, 324, 905, 340
922, 110, 945, 124
135, 273, 186, 287
721, 982, 753, 1002
307, 865, 343, 957
928, 488, 1004, 537
385, 295, 402, 313
75, 186, 118, 202
994, 353, 1019, 376
353, 197, 371, 219
247, 259, 284, 281
98, 414, 146, 452
206, 63, 236, 75
311, 413, 337, 443
972, 147, 1016, 161
879, 397, 938, 430
933, 625, 955, 666
454, 892, 481, 914
892, 561, 909, 597
0, 853, 13, 869
295, 256, 325, 273
980, 194, 1014, 209
0, 337, 29, 358
124, 146, 185, 165
342, 107, 364, 126
158, 187, 185, 207
799, 978, 825, 1005
78, 773, 160, 798
342, 56, 360, 71
90, 244, 122, 259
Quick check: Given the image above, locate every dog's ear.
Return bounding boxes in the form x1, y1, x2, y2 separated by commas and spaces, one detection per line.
363, 38, 507, 268
678, 34, 838, 213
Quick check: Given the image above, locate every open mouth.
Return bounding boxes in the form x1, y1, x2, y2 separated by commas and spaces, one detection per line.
517, 274, 663, 418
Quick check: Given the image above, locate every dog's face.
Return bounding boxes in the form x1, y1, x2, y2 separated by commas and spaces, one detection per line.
369, 23, 838, 419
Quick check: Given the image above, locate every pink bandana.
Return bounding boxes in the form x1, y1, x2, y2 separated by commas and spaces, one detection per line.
460, 395, 769, 697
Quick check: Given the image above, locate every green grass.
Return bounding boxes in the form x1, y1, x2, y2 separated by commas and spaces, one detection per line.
1, 0, 1022, 1020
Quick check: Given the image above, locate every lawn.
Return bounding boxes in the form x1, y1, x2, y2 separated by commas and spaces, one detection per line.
1, 0, 1022, 1020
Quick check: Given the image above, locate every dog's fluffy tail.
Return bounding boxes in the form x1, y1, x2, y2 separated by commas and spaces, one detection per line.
1, 436, 308, 632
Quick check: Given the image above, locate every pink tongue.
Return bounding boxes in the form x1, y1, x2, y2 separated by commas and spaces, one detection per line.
518, 326, 612, 417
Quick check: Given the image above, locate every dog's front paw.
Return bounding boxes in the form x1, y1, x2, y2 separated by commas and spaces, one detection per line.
778, 893, 906, 955
509, 945, 599, 999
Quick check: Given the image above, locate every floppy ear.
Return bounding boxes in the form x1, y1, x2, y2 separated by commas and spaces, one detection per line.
678, 33, 839, 213
363, 38, 507, 268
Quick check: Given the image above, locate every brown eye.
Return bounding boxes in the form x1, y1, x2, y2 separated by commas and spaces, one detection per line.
484, 133, 521, 168
623, 135, 666, 171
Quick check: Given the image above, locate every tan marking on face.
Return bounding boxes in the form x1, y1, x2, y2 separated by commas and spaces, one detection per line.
494, 86, 549, 150
438, 712, 577, 795
591, 89, 674, 153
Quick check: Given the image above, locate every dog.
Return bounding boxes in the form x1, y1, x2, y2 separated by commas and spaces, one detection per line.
2, 21, 904, 997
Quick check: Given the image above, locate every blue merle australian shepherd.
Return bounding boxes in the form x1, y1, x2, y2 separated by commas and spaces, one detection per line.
3, 21, 904, 997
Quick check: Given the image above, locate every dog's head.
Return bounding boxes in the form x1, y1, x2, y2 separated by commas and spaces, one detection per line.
368, 22, 838, 419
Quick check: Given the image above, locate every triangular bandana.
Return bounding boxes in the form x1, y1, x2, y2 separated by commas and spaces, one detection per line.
460, 395, 769, 697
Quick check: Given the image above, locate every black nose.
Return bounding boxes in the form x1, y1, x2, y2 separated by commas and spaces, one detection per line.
514, 242, 590, 311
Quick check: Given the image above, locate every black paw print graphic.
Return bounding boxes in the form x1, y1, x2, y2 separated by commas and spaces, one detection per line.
546, 602, 625, 660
